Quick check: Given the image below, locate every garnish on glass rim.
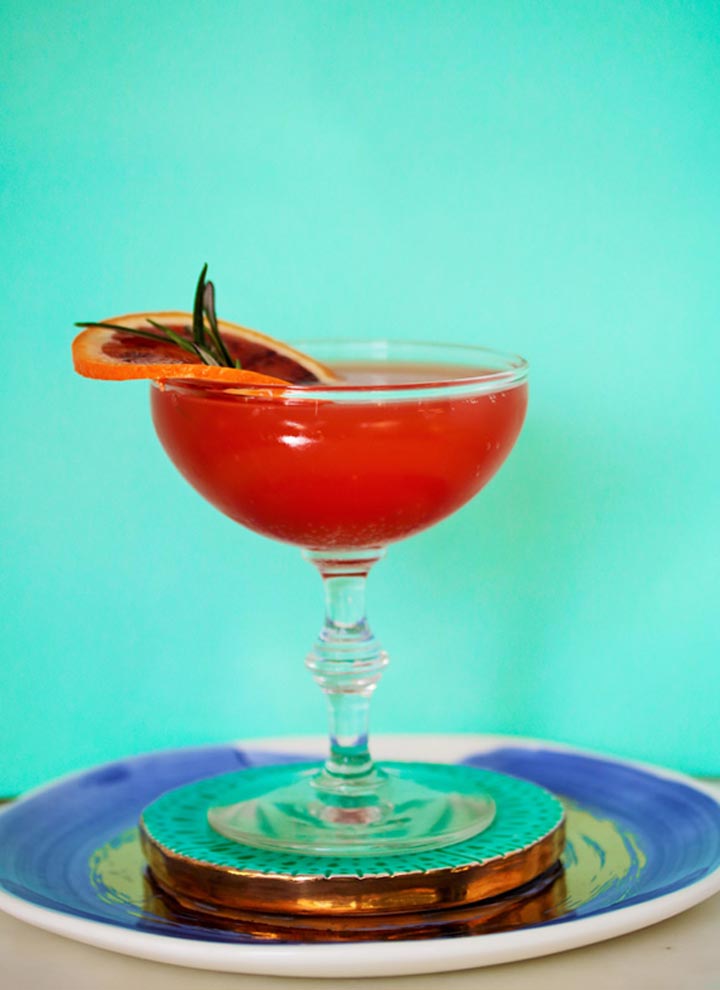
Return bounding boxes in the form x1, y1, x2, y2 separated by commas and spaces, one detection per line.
72, 266, 337, 385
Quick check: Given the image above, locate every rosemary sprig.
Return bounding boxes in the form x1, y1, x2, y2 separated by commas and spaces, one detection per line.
202, 280, 234, 367
192, 263, 207, 347
75, 265, 241, 368
146, 319, 200, 356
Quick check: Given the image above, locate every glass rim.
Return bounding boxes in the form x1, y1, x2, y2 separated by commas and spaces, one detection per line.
154, 338, 529, 398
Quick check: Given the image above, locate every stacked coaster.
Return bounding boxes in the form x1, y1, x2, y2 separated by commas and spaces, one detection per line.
140, 762, 565, 931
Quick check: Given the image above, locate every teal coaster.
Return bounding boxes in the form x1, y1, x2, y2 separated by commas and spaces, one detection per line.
140, 762, 565, 916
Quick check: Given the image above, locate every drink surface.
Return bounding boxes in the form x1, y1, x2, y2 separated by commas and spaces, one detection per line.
151, 360, 528, 549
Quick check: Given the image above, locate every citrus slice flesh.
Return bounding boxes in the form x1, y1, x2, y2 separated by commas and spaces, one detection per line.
72, 311, 337, 386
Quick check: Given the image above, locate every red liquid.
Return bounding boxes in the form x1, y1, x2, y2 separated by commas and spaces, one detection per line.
151, 362, 528, 549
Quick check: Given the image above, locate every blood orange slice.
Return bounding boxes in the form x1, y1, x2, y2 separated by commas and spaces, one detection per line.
72, 311, 337, 386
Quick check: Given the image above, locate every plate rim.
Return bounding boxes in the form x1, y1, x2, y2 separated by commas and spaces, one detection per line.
1, 734, 719, 977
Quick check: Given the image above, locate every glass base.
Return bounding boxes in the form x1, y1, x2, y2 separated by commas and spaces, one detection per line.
207, 762, 496, 856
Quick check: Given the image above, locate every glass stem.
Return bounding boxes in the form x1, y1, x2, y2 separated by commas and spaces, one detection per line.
304, 549, 388, 784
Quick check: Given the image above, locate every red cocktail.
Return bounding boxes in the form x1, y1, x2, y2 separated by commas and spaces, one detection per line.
152, 346, 528, 550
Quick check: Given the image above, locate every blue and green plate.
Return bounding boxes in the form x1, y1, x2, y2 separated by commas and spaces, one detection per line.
0, 736, 718, 977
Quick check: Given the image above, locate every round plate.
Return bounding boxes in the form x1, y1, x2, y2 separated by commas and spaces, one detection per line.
0, 735, 719, 977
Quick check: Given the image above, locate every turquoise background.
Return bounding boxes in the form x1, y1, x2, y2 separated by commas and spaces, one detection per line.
2, 1, 719, 793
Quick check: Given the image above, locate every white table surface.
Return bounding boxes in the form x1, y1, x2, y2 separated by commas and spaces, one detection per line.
1, 737, 718, 988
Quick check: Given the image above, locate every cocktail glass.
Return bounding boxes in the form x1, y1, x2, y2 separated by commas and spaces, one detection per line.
151, 340, 528, 856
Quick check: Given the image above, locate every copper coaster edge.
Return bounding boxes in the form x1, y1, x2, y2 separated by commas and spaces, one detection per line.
143, 861, 568, 941
139, 817, 566, 917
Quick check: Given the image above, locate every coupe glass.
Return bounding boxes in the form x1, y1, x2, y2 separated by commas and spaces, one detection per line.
151, 340, 528, 856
